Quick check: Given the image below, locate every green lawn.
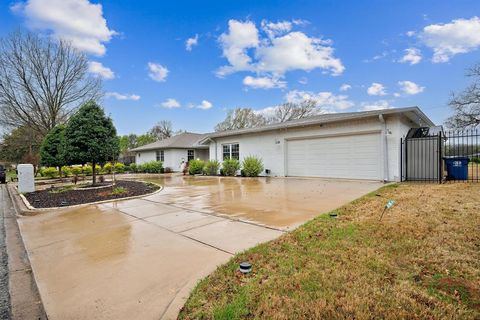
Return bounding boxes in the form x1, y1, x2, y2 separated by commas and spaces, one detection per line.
179, 183, 480, 320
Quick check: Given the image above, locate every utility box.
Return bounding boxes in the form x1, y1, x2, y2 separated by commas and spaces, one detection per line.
17, 164, 35, 193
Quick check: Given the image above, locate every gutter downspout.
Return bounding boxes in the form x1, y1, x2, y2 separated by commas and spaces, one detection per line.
379, 114, 389, 182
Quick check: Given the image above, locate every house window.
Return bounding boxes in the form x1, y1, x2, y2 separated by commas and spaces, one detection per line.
222, 143, 240, 160
187, 150, 194, 161
156, 150, 164, 162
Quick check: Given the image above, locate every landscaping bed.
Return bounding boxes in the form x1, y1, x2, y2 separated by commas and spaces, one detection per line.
24, 180, 160, 208
179, 183, 480, 319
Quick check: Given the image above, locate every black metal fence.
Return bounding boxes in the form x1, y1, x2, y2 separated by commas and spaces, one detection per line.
401, 129, 480, 183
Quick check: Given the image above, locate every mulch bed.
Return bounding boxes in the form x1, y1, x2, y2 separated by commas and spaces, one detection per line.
24, 180, 160, 208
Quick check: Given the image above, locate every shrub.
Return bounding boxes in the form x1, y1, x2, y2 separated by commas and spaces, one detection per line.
111, 186, 127, 195
222, 159, 240, 176
83, 165, 92, 175
129, 163, 137, 173
103, 162, 113, 174
61, 166, 72, 177
471, 157, 480, 164
114, 162, 125, 173
139, 161, 163, 173
42, 167, 58, 179
242, 156, 264, 177
189, 159, 205, 175
164, 167, 173, 173
203, 160, 220, 176
123, 164, 130, 172
71, 166, 83, 176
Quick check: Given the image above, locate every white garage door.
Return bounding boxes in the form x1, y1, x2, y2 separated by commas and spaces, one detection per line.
286, 133, 382, 180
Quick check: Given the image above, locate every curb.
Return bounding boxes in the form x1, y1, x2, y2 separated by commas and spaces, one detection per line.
3, 185, 48, 319
16, 181, 164, 213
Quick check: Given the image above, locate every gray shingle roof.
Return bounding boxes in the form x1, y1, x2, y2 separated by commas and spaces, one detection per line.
130, 132, 208, 152
199, 107, 434, 143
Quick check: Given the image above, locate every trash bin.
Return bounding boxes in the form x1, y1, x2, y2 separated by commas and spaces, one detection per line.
444, 157, 469, 180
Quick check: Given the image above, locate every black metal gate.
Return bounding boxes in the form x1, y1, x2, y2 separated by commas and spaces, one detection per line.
401, 129, 480, 183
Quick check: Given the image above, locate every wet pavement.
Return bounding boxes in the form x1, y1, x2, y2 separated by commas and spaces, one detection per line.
141, 175, 383, 229
17, 175, 383, 319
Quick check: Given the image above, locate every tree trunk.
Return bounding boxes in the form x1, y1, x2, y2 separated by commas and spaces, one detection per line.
92, 161, 96, 186
58, 167, 62, 178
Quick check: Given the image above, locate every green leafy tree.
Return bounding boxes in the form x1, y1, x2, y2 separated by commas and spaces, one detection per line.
65, 101, 119, 185
40, 125, 66, 176
0, 126, 42, 167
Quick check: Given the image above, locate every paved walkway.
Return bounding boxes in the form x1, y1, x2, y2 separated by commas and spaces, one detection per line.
18, 198, 282, 319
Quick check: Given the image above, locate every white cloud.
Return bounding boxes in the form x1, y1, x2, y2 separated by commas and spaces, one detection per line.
106, 92, 140, 101
261, 20, 292, 38
217, 19, 344, 82
285, 90, 354, 111
160, 98, 180, 109
243, 75, 286, 89
13, 0, 116, 56
185, 34, 198, 51
148, 62, 169, 82
87, 61, 114, 79
398, 80, 425, 95
420, 16, 480, 63
254, 89, 353, 117
196, 100, 213, 110
217, 20, 259, 76
399, 48, 422, 65
256, 31, 344, 76
339, 84, 351, 91
253, 106, 279, 118
406, 31, 416, 37
367, 83, 387, 96
360, 100, 394, 111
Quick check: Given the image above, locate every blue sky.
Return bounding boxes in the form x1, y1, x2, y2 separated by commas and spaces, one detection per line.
1, 0, 480, 135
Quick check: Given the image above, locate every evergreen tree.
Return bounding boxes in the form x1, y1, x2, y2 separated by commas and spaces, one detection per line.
40, 125, 66, 175
65, 101, 119, 185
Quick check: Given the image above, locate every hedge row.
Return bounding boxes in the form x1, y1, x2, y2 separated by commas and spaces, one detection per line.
188, 156, 264, 177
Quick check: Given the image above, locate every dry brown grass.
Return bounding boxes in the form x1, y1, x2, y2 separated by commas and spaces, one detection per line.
178, 183, 480, 320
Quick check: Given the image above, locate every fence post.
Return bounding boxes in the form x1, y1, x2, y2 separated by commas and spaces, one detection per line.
400, 138, 403, 182
404, 137, 408, 181
438, 131, 442, 184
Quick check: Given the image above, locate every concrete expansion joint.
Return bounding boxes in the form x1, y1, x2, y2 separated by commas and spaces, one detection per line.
119, 210, 235, 255
142, 198, 287, 233
10, 267, 32, 273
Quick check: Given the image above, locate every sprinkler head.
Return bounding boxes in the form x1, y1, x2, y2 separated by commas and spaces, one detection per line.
329, 212, 338, 218
239, 262, 252, 274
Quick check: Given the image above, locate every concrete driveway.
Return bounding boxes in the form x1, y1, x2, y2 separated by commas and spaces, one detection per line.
142, 175, 383, 229
17, 176, 382, 319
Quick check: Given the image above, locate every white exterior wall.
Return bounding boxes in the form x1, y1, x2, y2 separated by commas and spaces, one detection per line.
208, 115, 414, 181
385, 115, 420, 181
135, 148, 209, 172
135, 150, 156, 165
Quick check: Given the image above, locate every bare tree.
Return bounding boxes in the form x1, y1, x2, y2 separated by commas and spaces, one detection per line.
215, 108, 267, 132
268, 100, 319, 123
148, 120, 174, 140
445, 63, 480, 128
0, 31, 102, 136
